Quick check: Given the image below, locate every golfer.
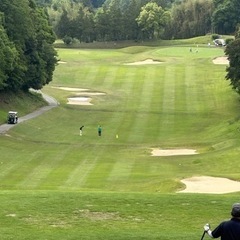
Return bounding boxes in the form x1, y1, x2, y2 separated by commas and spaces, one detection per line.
79, 125, 84, 136
98, 125, 102, 136
203, 203, 240, 240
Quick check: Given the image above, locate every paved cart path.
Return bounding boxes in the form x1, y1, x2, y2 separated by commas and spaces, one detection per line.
0, 91, 58, 134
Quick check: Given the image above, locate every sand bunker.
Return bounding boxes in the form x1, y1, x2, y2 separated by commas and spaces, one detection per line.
52, 87, 105, 105
151, 148, 198, 156
67, 97, 92, 105
52, 87, 89, 92
74, 92, 106, 96
124, 59, 162, 65
212, 56, 229, 65
178, 176, 240, 194
151, 149, 240, 194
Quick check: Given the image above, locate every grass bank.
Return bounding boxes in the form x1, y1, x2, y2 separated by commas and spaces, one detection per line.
0, 90, 47, 124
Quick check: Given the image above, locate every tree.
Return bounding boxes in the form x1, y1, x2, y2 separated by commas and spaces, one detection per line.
56, 8, 74, 38
169, 0, 213, 39
0, 15, 18, 90
136, 2, 170, 40
122, 0, 141, 40
94, 6, 109, 41
0, 0, 57, 92
212, 0, 240, 34
107, 0, 124, 40
73, 4, 95, 42
23, 4, 58, 90
94, 0, 124, 41
225, 36, 240, 94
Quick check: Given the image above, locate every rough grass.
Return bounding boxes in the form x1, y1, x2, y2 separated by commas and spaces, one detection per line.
0, 41, 240, 239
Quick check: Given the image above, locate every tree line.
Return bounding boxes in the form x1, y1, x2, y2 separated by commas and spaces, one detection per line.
36, 0, 240, 43
0, 0, 57, 92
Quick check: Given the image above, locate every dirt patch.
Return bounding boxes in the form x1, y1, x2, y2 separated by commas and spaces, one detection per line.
124, 59, 163, 65
212, 56, 229, 65
178, 176, 240, 194
151, 148, 198, 156
75, 209, 122, 221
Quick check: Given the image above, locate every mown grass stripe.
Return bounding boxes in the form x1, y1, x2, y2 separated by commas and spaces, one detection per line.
132, 67, 157, 143
160, 66, 175, 134
112, 67, 137, 140
185, 64, 198, 113
17, 146, 72, 189
101, 66, 118, 89
81, 65, 100, 87
91, 65, 109, 88
107, 157, 134, 183
60, 157, 98, 189
126, 70, 145, 142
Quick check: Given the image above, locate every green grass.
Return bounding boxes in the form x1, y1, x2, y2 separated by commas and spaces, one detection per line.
0, 41, 240, 239
0, 91, 47, 124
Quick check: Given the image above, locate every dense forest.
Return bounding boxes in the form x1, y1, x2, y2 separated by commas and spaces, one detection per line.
35, 0, 240, 43
0, 0, 57, 92
1, 0, 240, 94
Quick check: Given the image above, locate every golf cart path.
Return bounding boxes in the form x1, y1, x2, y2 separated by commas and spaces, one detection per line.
0, 91, 58, 134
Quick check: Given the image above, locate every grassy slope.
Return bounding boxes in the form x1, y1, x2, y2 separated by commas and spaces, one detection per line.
0, 39, 240, 239
0, 91, 47, 124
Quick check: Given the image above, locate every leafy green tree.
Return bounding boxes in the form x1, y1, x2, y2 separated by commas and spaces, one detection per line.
122, 0, 141, 40
73, 4, 95, 42
212, 0, 240, 34
94, 6, 109, 41
136, 2, 170, 39
170, 0, 213, 39
225, 30, 240, 93
55, 8, 72, 38
0, 15, 18, 90
0, 0, 57, 91
81, 8, 95, 42
23, 4, 57, 90
0, 0, 34, 91
107, 0, 124, 40
94, 0, 124, 41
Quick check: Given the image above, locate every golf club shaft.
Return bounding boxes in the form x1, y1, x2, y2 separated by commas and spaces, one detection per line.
201, 231, 206, 240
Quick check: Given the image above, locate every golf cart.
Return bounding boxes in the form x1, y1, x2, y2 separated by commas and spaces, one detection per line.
7, 111, 18, 124
213, 39, 226, 46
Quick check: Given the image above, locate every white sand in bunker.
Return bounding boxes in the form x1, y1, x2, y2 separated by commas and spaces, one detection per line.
74, 92, 106, 96
52, 86, 89, 92
124, 59, 163, 65
151, 149, 240, 193
212, 56, 229, 65
52, 86, 106, 105
67, 97, 92, 105
151, 148, 198, 156
178, 176, 240, 194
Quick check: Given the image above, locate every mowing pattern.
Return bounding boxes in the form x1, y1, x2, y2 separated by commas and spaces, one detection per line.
0, 46, 238, 193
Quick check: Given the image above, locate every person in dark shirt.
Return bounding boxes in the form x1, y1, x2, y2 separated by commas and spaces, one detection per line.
204, 203, 240, 240
79, 126, 84, 136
